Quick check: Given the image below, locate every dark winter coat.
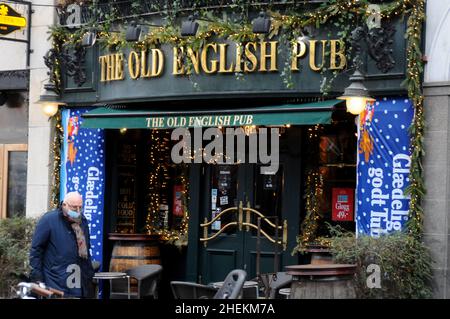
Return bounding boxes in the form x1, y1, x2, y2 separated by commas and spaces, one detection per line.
29, 208, 95, 298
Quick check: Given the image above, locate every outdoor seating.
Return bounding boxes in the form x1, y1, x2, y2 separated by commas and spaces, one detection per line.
170, 281, 218, 299
213, 269, 247, 299
110, 264, 162, 299
258, 272, 292, 299
170, 269, 247, 299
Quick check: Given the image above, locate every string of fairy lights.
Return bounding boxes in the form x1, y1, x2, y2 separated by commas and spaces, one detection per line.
404, 0, 426, 239
292, 124, 328, 254
49, 0, 427, 244
50, 109, 64, 209
293, 169, 325, 254
143, 129, 190, 245
145, 130, 170, 231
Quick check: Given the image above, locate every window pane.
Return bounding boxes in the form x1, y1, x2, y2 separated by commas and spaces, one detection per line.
253, 165, 284, 237
7, 151, 27, 218
210, 164, 238, 234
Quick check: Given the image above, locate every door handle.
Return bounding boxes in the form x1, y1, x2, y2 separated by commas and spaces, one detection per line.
245, 201, 251, 231
238, 201, 243, 231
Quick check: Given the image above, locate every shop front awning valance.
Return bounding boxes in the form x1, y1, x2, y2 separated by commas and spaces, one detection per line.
81, 99, 343, 129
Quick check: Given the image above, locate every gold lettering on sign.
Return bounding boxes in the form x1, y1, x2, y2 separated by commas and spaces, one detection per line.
115, 53, 124, 80
187, 47, 200, 74
291, 40, 307, 72
173, 47, 185, 75
218, 43, 234, 73
244, 42, 258, 72
309, 40, 327, 72
98, 39, 347, 82
259, 41, 278, 72
329, 39, 347, 70
99, 54, 125, 82
141, 50, 151, 77
99, 56, 107, 82
234, 43, 243, 73
139, 49, 165, 78
106, 54, 114, 81
130, 49, 165, 78
128, 51, 140, 79
201, 43, 218, 74
152, 49, 164, 77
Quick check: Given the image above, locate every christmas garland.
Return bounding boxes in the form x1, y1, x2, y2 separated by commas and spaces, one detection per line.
403, 1, 426, 239
292, 169, 325, 255
50, 0, 426, 239
50, 109, 64, 209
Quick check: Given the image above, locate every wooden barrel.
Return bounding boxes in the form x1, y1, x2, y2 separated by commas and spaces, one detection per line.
108, 233, 161, 273
306, 246, 334, 265
286, 264, 356, 299
310, 252, 333, 265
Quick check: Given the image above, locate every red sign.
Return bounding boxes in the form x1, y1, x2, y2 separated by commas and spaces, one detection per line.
173, 185, 185, 217
332, 188, 354, 221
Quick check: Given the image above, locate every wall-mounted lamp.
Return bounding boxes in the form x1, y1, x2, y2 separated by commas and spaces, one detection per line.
126, 21, 142, 42
181, 15, 199, 36
125, 20, 162, 42
337, 23, 387, 115
338, 68, 375, 115
252, 11, 271, 34
36, 80, 67, 117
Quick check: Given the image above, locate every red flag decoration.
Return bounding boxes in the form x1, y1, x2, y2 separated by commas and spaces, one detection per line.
332, 188, 354, 221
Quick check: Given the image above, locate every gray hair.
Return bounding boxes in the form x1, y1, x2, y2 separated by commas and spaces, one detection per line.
63, 191, 83, 203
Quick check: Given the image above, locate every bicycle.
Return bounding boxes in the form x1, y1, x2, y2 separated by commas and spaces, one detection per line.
15, 282, 65, 299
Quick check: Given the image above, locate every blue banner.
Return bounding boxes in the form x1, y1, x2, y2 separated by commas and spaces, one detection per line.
356, 98, 413, 237
60, 108, 106, 268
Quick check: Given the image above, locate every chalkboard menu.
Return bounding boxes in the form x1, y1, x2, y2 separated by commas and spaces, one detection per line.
115, 143, 137, 233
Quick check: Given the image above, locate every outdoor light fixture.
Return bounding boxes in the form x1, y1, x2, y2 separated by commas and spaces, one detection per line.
126, 21, 142, 42
338, 68, 375, 115
252, 11, 271, 34
81, 30, 97, 47
336, 20, 395, 115
126, 20, 162, 42
36, 80, 67, 117
181, 15, 199, 36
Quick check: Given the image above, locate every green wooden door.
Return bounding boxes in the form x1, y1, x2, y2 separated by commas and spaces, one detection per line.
199, 153, 299, 284
197, 127, 302, 285
199, 163, 246, 284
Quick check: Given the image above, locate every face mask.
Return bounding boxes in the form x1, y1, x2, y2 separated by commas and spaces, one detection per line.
67, 210, 81, 219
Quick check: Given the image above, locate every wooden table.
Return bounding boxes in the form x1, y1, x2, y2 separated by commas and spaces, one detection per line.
285, 264, 357, 299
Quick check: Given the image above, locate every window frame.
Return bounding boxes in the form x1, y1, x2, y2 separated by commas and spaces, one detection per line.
0, 144, 28, 219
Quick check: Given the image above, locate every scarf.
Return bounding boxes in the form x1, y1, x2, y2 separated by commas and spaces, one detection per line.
63, 211, 88, 259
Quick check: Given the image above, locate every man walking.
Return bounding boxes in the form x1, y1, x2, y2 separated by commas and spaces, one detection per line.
30, 191, 95, 298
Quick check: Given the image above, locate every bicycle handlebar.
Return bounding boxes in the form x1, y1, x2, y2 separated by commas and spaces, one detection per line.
17, 282, 65, 299
30, 284, 54, 298
47, 287, 65, 297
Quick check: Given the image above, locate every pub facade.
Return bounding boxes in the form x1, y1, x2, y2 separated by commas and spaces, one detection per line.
36, 0, 425, 298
